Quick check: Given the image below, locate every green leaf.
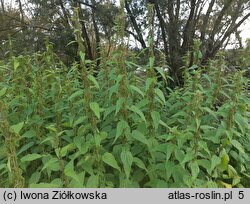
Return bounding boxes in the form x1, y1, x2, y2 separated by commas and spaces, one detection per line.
29, 172, 41, 184
89, 102, 100, 119
102, 152, 121, 171
152, 143, 175, 160
210, 155, 221, 172
88, 75, 100, 89
22, 129, 36, 139
155, 67, 167, 80
66, 40, 76, 47
234, 113, 248, 134
152, 143, 168, 153
166, 143, 176, 161
228, 164, 238, 178
129, 85, 144, 97
198, 51, 202, 59
155, 88, 166, 104
219, 181, 232, 188
79, 51, 85, 62
114, 120, 128, 144
175, 150, 185, 163
195, 118, 201, 129
190, 161, 199, 179
11, 122, 24, 134
74, 136, 90, 155
133, 157, 147, 172
108, 84, 118, 99
181, 152, 194, 165
151, 111, 161, 129
17, 142, 35, 156
145, 78, 153, 91
21, 154, 42, 162
128, 105, 146, 122
202, 107, 217, 120
60, 143, 76, 157
231, 140, 245, 153
198, 141, 210, 156
197, 159, 210, 171
219, 149, 229, 171
94, 132, 107, 147
131, 130, 148, 145
0, 87, 7, 97
14, 59, 20, 70
42, 157, 60, 172
165, 161, 175, 179
69, 172, 85, 187
45, 124, 57, 132
74, 116, 87, 126
203, 74, 212, 85
87, 175, 99, 188
64, 160, 78, 181
0, 164, 6, 171
215, 123, 226, 138
159, 120, 169, 129
104, 106, 115, 120
68, 90, 83, 101
121, 150, 133, 179
115, 97, 125, 115
200, 125, 216, 131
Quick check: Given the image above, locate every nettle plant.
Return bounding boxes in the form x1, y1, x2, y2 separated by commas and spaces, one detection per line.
0, 8, 249, 188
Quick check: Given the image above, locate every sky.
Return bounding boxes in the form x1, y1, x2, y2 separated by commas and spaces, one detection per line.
240, 20, 250, 43
2, 0, 250, 45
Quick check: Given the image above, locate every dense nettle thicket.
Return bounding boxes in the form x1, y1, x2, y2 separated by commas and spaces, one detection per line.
0, 39, 249, 187
0, 3, 250, 188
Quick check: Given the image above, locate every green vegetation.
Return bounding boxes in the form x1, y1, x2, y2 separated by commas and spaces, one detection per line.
0, 1, 249, 188
0, 37, 249, 187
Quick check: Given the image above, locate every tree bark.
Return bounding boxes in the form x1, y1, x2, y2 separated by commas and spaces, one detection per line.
125, 0, 146, 49
78, 3, 94, 61
0, 0, 5, 13
58, 0, 71, 26
154, 1, 168, 58
182, 0, 196, 52
203, 11, 250, 62
167, 0, 182, 86
17, 0, 25, 24
90, 0, 101, 68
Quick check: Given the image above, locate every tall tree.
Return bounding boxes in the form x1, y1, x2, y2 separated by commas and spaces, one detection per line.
129, 0, 250, 85
1, 0, 250, 86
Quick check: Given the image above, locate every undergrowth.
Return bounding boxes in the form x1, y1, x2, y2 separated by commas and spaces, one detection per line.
0, 9, 249, 188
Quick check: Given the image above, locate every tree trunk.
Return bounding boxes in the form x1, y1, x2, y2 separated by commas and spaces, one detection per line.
17, 0, 25, 24
91, 0, 101, 69
167, 0, 183, 86
125, 0, 146, 49
0, 0, 5, 13
78, 4, 94, 61
182, 0, 196, 52
154, 1, 168, 58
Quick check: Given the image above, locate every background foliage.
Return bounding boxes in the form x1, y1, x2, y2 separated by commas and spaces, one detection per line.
1, 0, 250, 85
